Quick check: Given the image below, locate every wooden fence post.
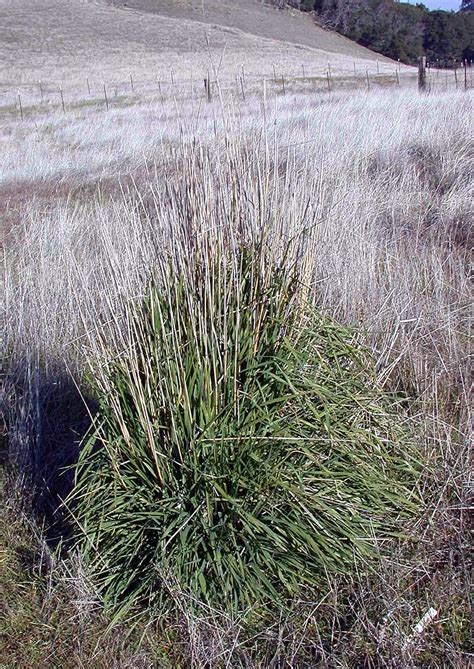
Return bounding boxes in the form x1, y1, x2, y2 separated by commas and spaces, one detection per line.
204, 74, 212, 102
464, 60, 468, 91
263, 76, 267, 116
240, 73, 246, 101
396, 69, 400, 87
17, 90, 23, 121
239, 65, 246, 100
103, 82, 109, 111
60, 86, 65, 112
87, 77, 91, 95
418, 56, 427, 92
366, 69, 370, 91
326, 70, 331, 94
39, 80, 44, 102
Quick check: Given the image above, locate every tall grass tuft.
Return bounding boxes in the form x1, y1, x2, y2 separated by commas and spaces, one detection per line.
69, 242, 420, 617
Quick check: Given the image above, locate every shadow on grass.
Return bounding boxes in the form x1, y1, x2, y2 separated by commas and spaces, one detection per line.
2, 359, 97, 544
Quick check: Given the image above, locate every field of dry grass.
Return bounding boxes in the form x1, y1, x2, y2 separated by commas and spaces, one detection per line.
0, 0, 415, 110
1, 2, 473, 668
3, 80, 473, 666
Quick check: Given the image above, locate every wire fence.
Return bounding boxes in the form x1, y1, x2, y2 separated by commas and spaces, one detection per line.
4, 60, 473, 122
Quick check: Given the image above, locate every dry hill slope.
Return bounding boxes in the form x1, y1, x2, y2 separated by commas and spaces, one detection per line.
108, 0, 389, 60
0, 0, 403, 106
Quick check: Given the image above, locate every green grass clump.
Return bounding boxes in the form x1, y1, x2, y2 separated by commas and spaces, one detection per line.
70, 245, 419, 617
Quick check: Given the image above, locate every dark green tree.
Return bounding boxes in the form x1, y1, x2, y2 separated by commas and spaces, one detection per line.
311, 0, 471, 64
423, 10, 468, 62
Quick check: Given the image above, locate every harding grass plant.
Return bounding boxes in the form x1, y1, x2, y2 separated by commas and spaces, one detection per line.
69, 241, 420, 618
3, 87, 470, 664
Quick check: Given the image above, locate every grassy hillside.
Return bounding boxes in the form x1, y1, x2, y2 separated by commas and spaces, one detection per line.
107, 0, 390, 59
0, 0, 408, 110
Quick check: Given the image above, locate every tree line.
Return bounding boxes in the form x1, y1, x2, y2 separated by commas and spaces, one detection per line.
282, 1, 474, 65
